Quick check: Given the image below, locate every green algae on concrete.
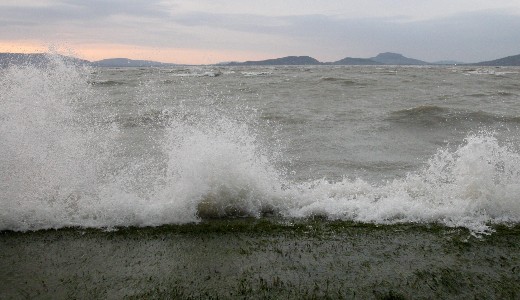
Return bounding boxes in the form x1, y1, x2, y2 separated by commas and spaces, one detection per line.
1, 219, 519, 299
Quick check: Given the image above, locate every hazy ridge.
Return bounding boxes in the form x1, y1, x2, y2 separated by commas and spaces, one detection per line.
1, 52, 520, 67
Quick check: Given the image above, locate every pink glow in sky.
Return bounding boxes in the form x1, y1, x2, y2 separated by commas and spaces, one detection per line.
1, 1, 520, 64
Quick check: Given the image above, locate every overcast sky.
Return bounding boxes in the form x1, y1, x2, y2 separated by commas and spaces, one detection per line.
1, 0, 519, 64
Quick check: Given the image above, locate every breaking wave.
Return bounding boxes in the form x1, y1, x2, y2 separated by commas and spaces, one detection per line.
288, 134, 520, 233
1, 57, 519, 233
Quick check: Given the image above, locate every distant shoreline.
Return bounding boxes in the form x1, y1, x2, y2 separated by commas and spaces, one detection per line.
1, 52, 520, 67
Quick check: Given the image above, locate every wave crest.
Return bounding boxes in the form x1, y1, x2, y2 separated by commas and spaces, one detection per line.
387, 105, 520, 126
288, 134, 520, 233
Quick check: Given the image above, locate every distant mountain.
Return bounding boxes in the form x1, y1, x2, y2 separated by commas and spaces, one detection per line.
226, 53, 430, 66
331, 57, 379, 65
91, 58, 177, 67
0, 53, 89, 68
370, 52, 429, 65
0, 53, 178, 68
473, 54, 520, 66
227, 56, 322, 66
215, 61, 239, 65
4, 52, 520, 68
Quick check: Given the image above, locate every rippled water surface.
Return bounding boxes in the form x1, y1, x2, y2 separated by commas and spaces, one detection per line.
1, 60, 520, 232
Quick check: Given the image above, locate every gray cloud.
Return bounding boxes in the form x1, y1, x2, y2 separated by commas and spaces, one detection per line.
165, 10, 520, 62
1, 1, 519, 63
0, 0, 168, 23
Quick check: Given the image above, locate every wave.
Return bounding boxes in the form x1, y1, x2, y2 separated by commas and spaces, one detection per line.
260, 112, 307, 125
387, 105, 520, 126
88, 80, 126, 86
241, 71, 272, 77
0, 56, 117, 230
320, 77, 368, 86
466, 91, 517, 98
1, 58, 520, 233
463, 69, 519, 76
166, 71, 223, 78
287, 133, 520, 233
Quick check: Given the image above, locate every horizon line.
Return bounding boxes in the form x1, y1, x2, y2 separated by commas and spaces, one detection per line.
0, 50, 487, 65
2, 49, 519, 66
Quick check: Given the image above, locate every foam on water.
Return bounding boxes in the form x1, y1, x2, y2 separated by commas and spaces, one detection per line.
145, 111, 284, 225
1, 57, 519, 233
288, 134, 520, 233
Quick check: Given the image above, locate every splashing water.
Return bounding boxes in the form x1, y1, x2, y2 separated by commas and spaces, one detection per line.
287, 134, 520, 233
0, 55, 105, 229
1, 56, 519, 233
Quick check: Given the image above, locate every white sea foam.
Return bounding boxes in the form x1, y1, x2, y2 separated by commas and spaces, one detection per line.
169, 71, 222, 77
241, 71, 272, 77
149, 117, 520, 233
464, 68, 519, 76
1, 57, 519, 232
286, 134, 520, 233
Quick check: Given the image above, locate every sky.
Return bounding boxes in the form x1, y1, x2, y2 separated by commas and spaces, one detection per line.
1, 0, 520, 64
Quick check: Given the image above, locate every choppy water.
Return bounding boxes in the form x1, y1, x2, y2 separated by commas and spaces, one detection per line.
1, 55, 520, 233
